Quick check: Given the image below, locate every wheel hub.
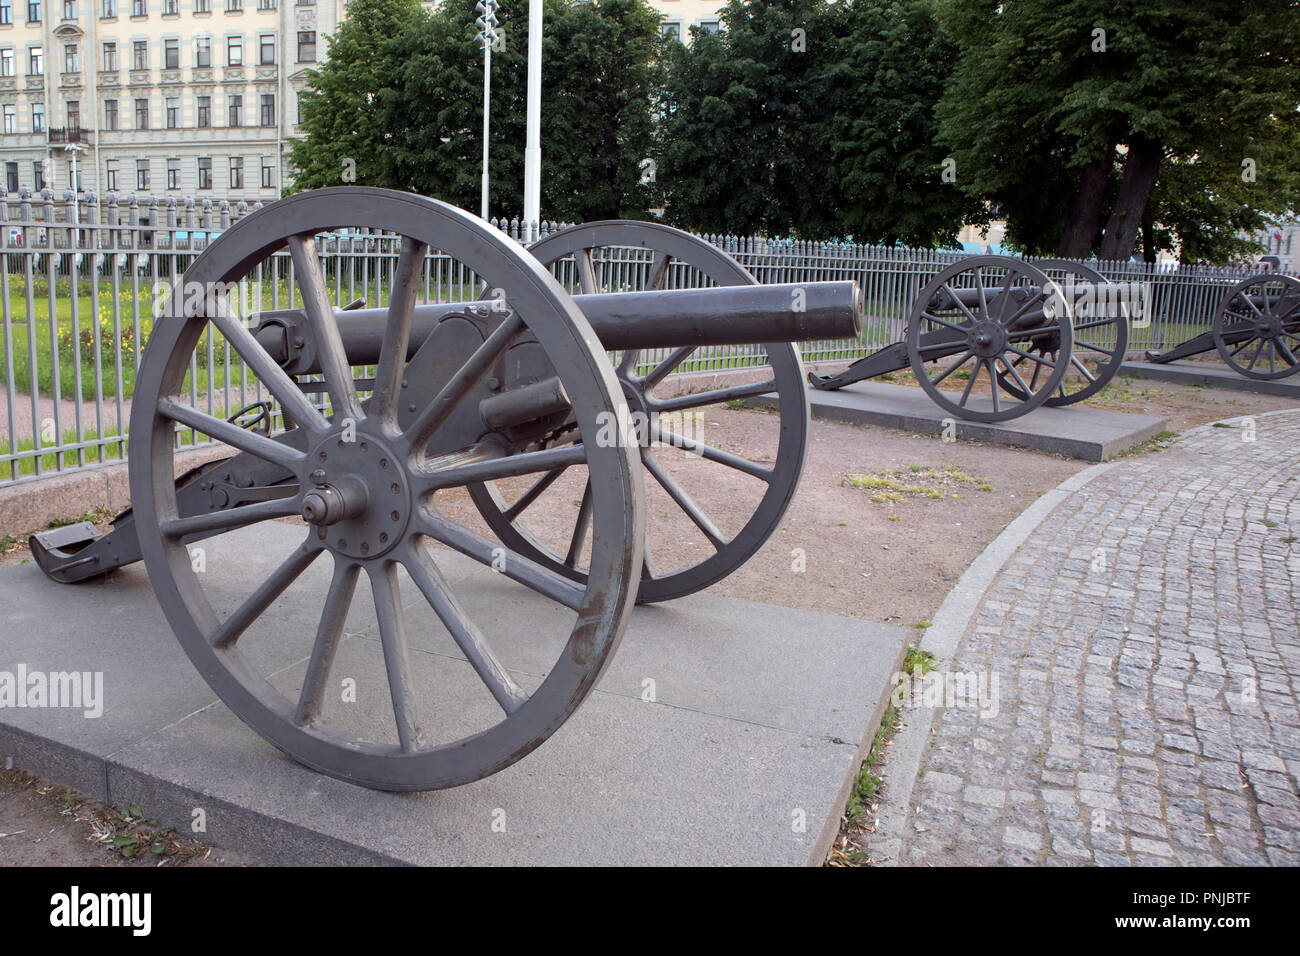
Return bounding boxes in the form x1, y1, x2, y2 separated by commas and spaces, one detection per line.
304, 429, 411, 559
969, 320, 1006, 359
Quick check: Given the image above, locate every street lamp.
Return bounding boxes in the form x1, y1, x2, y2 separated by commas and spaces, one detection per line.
475, 0, 499, 221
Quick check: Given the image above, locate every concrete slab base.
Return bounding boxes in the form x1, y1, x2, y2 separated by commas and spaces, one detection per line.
751, 381, 1168, 461
0, 522, 906, 866
1119, 360, 1300, 397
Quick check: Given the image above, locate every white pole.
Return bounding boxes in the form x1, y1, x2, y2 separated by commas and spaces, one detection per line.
481, 43, 491, 220
523, 0, 542, 240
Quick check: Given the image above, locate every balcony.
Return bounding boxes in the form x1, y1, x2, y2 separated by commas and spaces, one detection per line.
48, 126, 88, 144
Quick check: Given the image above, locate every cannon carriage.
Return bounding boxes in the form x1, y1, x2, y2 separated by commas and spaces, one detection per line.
809, 256, 1130, 422
27, 187, 862, 791
1144, 272, 1300, 381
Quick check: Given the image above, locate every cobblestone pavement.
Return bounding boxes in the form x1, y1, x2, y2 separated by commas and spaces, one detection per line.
896, 411, 1300, 866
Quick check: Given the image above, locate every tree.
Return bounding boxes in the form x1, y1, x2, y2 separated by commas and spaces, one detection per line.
658, 0, 845, 237
936, 0, 1300, 263
287, 0, 665, 223
828, 0, 986, 246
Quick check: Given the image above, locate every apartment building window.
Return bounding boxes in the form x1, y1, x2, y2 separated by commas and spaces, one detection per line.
259, 34, 274, 65
102, 42, 116, 71
257, 0, 273, 8
29, 48, 41, 75
31, 102, 43, 131
197, 157, 211, 190
297, 0, 312, 5
136, 158, 149, 190
166, 96, 178, 127
194, 0, 208, 10
67, 100, 78, 128
196, 36, 211, 67
227, 93, 241, 126
131, 0, 144, 15
33, 160, 44, 190
2, 107, 15, 136
225, 0, 239, 10
133, 40, 147, 69
5, 164, 17, 194
196, 94, 210, 126
64, 45, 79, 74
164, 38, 179, 69
105, 159, 117, 191
102, 0, 114, 15
297, 31, 315, 62
226, 37, 241, 66
104, 98, 117, 129
0, 0, 12, 25
0, 51, 13, 79
26, 0, 38, 21
134, 97, 148, 128
166, 157, 179, 189
163, 0, 175, 11
62, 0, 74, 17
699, 20, 720, 34
229, 156, 243, 189
259, 92, 273, 126
260, 157, 273, 188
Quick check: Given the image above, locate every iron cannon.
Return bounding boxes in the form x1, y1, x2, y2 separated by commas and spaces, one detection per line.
1145, 272, 1300, 380
28, 187, 862, 791
809, 256, 1131, 422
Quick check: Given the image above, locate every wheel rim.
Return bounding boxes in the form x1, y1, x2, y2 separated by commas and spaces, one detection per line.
466, 221, 810, 604
128, 188, 644, 790
996, 259, 1128, 406
1213, 274, 1300, 380
907, 256, 1071, 423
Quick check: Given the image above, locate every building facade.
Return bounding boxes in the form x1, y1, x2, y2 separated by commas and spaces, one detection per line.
651, 0, 723, 40
0, 0, 342, 201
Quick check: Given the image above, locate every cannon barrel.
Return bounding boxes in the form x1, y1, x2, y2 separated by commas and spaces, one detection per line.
254, 280, 863, 375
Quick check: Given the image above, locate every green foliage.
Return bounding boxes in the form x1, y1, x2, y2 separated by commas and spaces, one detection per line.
289, 0, 665, 222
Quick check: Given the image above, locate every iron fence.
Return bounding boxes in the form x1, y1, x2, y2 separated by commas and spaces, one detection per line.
0, 187, 1271, 489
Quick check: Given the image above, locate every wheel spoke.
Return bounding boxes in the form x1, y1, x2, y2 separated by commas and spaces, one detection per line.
418, 443, 586, 493
652, 378, 777, 413
295, 560, 360, 725
642, 345, 696, 389
403, 312, 524, 451
161, 497, 300, 539
643, 450, 727, 550
958, 359, 981, 406
920, 311, 971, 334
1070, 356, 1098, 381
371, 237, 429, 426
212, 542, 321, 649
564, 480, 593, 568
1274, 338, 1298, 367
937, 286, 979, 324
370, 562, 421, 753
1001, 292, 1046, 329
207, 297, 328, 433
576, 249, 598, 294
1004, 344, 1058, 369
617, 349, 642, 377
416, 509, 586, 611
288, 234, 363, 423
1074, 340, 1116, 357
404, 546, 527, 715
1246, 338, 1266, 371
999, 356, 1034, 397
929, 350, 973, 387
988, 360, 1001, 412
502, 466, 568, 521
647, 251, 672, 291
650, 423, 773, 481
158, 399, 305, 470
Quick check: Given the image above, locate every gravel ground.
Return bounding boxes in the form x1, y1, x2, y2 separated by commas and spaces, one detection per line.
1, 373, 1294, 865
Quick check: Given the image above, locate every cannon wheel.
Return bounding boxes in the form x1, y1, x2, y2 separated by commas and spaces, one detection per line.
996, 259, 1128, 406
907, 256, 1071, 423
129, 188, 643, 791
468, 221, 809, 604
1213, 273, 1300, 380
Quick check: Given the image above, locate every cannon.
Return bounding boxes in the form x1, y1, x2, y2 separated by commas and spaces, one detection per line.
1144, 272, 1300, 380
27, 187, 862, 791
809, 256, 1129, 422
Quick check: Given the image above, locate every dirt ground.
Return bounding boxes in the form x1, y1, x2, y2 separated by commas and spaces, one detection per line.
1, 372, 1295, 866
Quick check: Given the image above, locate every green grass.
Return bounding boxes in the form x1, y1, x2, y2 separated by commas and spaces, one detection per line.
0, 422, 213, 479
1109, 430, 1179, 459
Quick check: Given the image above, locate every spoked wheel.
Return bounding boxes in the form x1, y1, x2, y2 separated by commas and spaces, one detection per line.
468, 221, 809, 603
907, 256, 1071, 422
129, 188, 643, 790
1213, 273, 1300, 380
996, 259, 1128, 406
